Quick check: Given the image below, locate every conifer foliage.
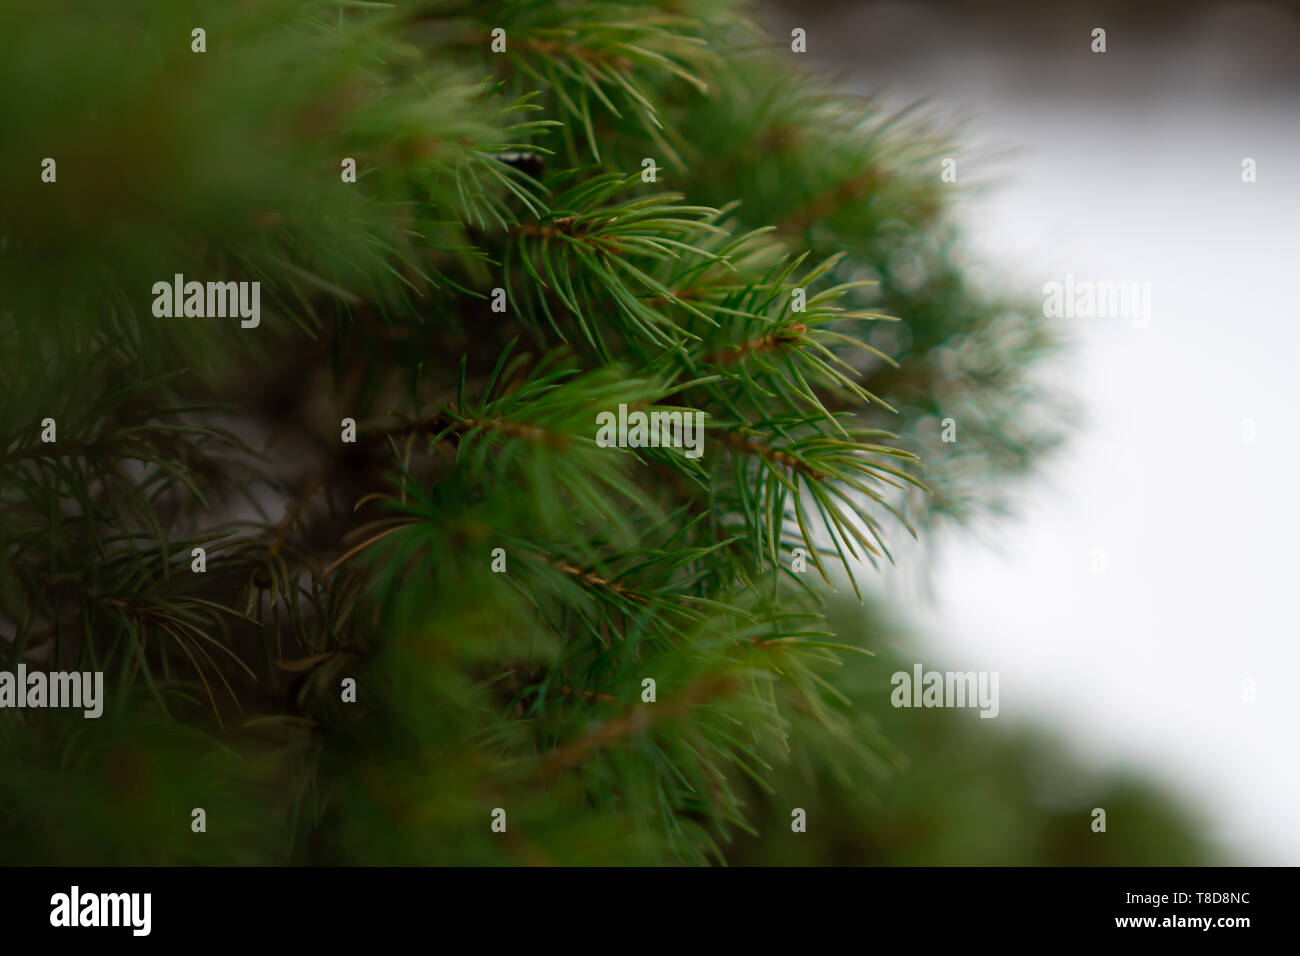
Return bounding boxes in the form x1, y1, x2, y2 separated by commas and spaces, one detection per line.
0, 0, 1059, 864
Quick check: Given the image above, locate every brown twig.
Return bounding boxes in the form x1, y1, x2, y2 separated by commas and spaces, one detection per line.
724, 429, 827, 481
780, 167, 881, 232
514, 217, 623, 254
541, 674, 740, 773
549, 558, 648, 605
706, 323, 806, 365
269, 477, 323, 558
558, 685, 618, 704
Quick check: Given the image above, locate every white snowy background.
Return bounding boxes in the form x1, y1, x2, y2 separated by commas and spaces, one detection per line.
770, 0, 1300, 863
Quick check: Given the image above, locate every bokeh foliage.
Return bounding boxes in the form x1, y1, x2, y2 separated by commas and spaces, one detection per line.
0, 0, 1190, 864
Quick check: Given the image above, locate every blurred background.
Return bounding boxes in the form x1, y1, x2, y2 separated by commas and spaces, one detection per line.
745, 0, 1300, 864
